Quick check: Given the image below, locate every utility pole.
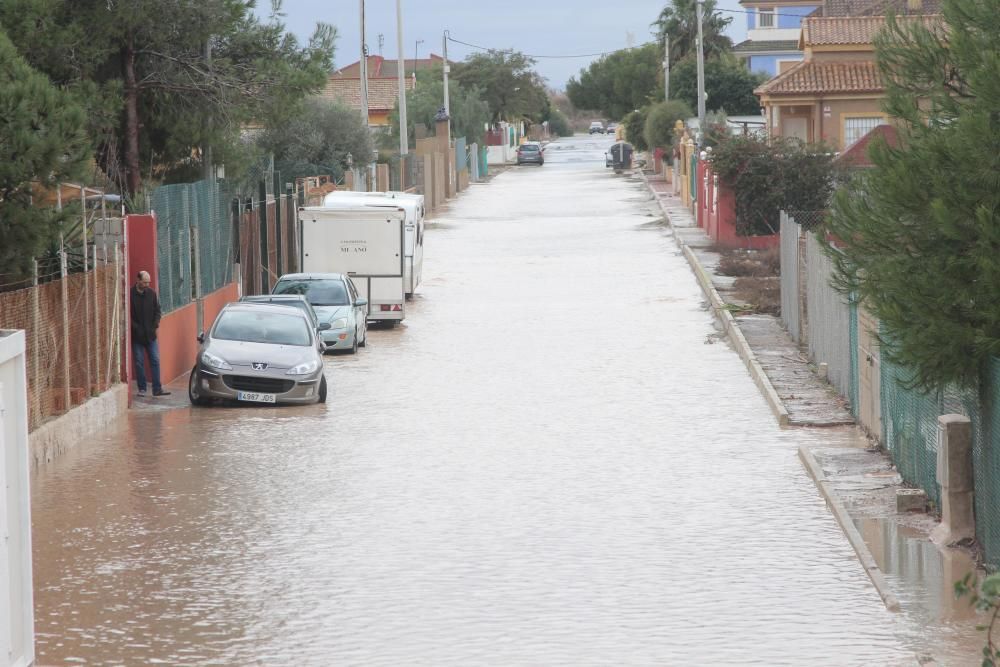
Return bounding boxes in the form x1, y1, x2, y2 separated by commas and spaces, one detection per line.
442, 31, 451, 117
695, 0, 707, 135
396, 0, 409, 155
359, 0, 370, 128
203, 38, 213, 181
663, 34, 670, 102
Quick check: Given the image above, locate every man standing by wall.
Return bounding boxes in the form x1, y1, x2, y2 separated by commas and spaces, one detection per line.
130, 270, 170, 397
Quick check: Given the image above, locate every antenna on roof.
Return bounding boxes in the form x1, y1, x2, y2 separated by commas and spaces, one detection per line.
378, 33, 385, 56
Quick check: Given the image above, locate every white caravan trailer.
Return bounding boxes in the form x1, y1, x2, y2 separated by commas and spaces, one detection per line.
299, 206, 407, 324
323, 191, 424, 298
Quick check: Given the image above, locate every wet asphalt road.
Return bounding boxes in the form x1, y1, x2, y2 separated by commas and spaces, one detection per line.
32, 135, 940, 665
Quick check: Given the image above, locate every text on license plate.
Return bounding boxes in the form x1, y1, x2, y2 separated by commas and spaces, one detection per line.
237, 391, 276, 403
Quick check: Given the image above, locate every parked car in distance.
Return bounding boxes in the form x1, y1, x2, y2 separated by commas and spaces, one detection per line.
589, 121, 605, 134
606, 122, 618, 137
272, 273, 368, 354
188, 303, 329, 406
516, 143, 544, 166
240, 294, 320, 331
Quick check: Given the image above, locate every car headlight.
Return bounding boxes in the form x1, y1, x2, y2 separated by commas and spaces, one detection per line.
201, 351, 232, 370
329, 318, 348, 330
287, 359, 321, 376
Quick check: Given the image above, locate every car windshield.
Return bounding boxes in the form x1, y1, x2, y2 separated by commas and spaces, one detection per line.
273, 279, 349, 306
213, 310, 312, 346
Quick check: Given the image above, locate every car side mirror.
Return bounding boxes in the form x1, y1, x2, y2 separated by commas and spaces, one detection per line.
319, 342, 328, 352
355, 297, 368, 307
318, 322, 332, 331
197, 332, 205, 343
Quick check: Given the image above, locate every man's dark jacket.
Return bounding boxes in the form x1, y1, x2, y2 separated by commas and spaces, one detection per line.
131, 286, 162, 345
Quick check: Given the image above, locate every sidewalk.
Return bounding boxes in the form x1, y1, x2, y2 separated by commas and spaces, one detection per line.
640, 170, 985, 665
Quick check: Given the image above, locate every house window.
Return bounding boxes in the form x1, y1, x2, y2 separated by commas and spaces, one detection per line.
843, 116, 883, 148
758, 8, 775, 28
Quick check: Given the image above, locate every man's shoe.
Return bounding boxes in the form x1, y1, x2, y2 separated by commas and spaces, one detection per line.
137, 389, 147, 397
153, 390, 172, 396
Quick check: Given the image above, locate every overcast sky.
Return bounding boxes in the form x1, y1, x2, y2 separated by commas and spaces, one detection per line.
260, 0, 750, 90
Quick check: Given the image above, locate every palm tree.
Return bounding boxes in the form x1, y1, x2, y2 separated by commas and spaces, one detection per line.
653, 0, 733, 64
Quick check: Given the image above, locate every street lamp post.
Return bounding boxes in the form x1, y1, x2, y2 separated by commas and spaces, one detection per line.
695, 0, 706, 136
396, 0, 408, 156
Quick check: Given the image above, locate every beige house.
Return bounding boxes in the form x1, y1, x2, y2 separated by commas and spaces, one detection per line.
755, 13, 940, 149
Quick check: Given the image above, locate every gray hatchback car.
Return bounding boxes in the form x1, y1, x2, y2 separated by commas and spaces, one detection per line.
188, 303, 329, 406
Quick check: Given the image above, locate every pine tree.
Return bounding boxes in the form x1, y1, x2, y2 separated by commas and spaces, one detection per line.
0, 30, 89, 278
823, 0, 1000, 391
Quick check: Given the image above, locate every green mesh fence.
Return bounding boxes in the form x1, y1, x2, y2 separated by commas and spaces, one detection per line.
880, 355, 944, 508
978, 359, 1000, 569
151, 179, 233, 313
848, 299, 860, 418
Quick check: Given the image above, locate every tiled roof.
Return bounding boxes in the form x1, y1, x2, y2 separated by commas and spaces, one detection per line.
810, 0, 940, 16
733, 39, 801, 53
319, 76, 415, 112
835, 124, 899, 166
333, 55, 444, 79
755, 59, 882, 95
802, 14, 942, 45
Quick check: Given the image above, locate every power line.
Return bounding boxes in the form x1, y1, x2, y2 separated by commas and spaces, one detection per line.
445, 34, 655, 60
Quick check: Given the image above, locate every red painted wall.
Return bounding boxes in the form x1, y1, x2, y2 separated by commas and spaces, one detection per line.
156, 282, 239, 385
695, 164, 779, 250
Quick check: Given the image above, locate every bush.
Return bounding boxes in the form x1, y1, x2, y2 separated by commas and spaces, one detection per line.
644, 100, 693, 151
710, 135, 838, 236
546, 109, 573, 137
622, 108, 649, 151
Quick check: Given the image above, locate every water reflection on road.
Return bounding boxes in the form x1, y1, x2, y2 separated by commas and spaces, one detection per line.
31, 136, 976, 665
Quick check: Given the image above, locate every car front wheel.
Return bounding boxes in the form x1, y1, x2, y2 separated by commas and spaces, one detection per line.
317, 375, 327, 404
188, 366, 209, 406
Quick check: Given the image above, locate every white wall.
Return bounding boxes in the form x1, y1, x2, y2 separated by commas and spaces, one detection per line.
0, 330, 34, 667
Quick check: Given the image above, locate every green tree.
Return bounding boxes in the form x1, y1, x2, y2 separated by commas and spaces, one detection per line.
644, 100, 693, 151
0, 0, 335, 197
566, 43, 662, 120
390, 66, 491, 147
546, 109, 573, 137
654, 0, 733, 64
823, 1, 1000, 391
258, 99, 373, 183
669, 56, 767, 116
0, 29, 90, 276
623, 108, 650, 151
451, 51, 549, 124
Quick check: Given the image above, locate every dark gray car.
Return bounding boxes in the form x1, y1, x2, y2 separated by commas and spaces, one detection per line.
240, 294, 320, 330
188, 303, 329, 406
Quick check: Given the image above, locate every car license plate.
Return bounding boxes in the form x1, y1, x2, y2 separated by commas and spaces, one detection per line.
237, 391, 276, 403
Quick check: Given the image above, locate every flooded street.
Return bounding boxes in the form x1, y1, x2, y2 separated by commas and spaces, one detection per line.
32, 136, 970, 665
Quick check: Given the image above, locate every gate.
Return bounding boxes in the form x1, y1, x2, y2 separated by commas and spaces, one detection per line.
858, 305, 882, 439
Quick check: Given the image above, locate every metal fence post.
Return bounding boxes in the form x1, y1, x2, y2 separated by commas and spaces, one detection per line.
81, 188, 92, 397
30, 261, 40, 426
93, 245, 101, 394
114, 243, 123, 385
59, 248, 70, 412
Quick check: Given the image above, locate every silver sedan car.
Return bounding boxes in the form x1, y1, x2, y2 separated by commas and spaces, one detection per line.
188, 303, 330, 406
272, 273, 368, 354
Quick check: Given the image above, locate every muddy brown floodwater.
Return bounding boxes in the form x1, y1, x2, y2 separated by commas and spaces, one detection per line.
31, 136, 981, 665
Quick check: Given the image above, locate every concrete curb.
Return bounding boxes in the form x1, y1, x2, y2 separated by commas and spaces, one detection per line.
30, 383, 129, 468
798, 445, 901, 613
639, 172, 790, 427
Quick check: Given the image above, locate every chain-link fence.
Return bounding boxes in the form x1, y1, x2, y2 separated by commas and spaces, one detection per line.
0, 254, 123, 431
977, 360, 1000, 568
150, 179, 234, 313
806, 232, 854, 402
